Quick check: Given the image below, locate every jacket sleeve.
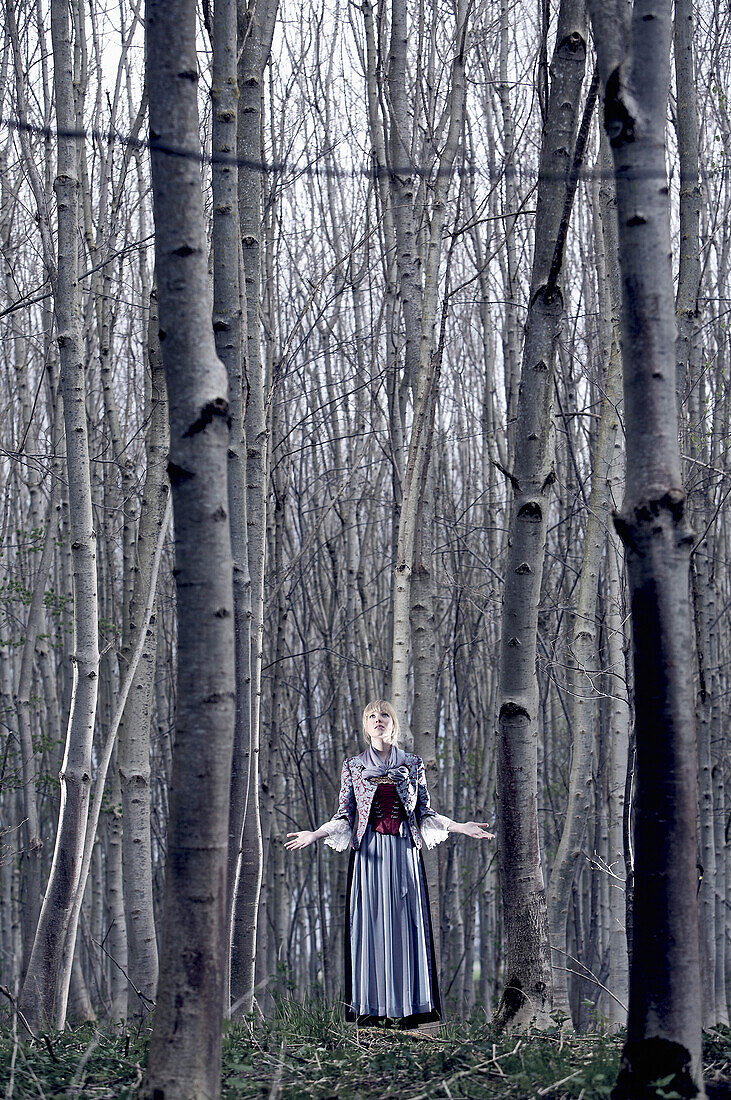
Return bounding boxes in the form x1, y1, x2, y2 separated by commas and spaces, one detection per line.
409, 756, 452, 850
393, 754, 436, 820
319, 759, 355, 851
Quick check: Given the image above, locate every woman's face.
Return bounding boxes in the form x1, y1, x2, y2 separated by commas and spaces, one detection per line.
365, 708, 395, 745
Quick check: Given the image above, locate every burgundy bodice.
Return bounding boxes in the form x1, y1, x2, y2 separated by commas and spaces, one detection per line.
369, 781, 406, 836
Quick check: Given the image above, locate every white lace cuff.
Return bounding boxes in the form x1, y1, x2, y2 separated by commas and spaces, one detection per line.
320, 817, 352, 851
420, 813, 452, 849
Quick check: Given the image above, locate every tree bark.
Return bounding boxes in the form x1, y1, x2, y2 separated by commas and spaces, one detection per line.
118, 289, 169, 1018
547, 129, 624, 1022
209, 0, 245, 1015
14, 477, 61, 969
142, 0, 236, 1091
494, 0, 588, 1031
18, 0, 100, 1033
388, 0, 468, 734
229, 0, 277, 1015
588, 0, 705, 1094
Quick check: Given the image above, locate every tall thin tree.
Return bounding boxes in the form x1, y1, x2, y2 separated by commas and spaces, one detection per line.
142, 0, 236, 1091
18, 0, 100, 1032
588, 0, 705, 1094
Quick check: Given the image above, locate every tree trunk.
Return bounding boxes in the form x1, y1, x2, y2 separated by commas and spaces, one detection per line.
589, 0, 705, 1094
606, 484, 629, 1030
388, 0, 468, 734
547, 128, 623, 1023
18, 0, 99, 1032
494, 0, 589, 1030
118, 289, 169, 1018
14, 477, 61, 969
229, 0, 277, 1015
209, 0, 245, 1016
142, 0, 236, 1091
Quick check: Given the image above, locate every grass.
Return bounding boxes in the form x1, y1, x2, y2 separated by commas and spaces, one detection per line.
0, 1002, 729, 1099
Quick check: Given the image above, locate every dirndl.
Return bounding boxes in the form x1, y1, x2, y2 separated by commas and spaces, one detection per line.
344, 820, 442, 1025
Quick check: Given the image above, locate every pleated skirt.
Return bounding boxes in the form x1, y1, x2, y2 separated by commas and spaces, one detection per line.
344, 822, 442, 1026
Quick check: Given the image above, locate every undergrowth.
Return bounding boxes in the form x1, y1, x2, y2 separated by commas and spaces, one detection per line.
0, 1002, 729, 1099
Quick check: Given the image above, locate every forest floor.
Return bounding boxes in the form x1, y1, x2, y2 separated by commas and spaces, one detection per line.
1, 1001, 730, 1099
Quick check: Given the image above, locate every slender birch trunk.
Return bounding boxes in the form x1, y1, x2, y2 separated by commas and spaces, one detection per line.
494, 0, 588, 1030
606, 449, 630, 1031
230, 0, 277, 1014
389, 0, 468, 733
208, 0, 246, 1013
588, 0, 704, 1093
14, 477, 60, 964
675, 0, 716, 1031
118, 290, 169, 1018
547, 136, 624, 1022
142, 0, 236, 1089
18, 0, 99, 1032
230, 0, 261, 1012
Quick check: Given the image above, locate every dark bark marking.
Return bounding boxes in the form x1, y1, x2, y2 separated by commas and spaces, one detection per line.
497, 977, 527, 1020
515, 562, 533, 575
540, 469, 556, 493
626, 214, 647, 227
507, 637, 522, 648
201, 691, 236, 705
517, 501, 542, 522
500, 701, 530, 721
534, 359, 548, 372
604, 68, 636, 148
613, 1038, 699, 1100
614, 490, 691, 549
173, 244, 195, 257
167, 461, 194, 486
177, 69, 198, 82
558, 32, 586, 56
183, 397, 230, 437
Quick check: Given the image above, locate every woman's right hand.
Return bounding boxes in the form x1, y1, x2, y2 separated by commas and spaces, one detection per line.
285, 830, 317, 850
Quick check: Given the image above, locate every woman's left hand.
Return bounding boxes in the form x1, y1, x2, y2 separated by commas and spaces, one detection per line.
456, 821, 495, 840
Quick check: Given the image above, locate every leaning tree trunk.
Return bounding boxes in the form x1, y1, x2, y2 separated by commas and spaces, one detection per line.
142, 0, 236, 1093
493, 0, 588, 1031
588, 1, 705, 1095
18, 0, 99, 1033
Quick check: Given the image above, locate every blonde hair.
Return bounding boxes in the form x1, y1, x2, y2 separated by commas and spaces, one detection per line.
361, 699, 400, 746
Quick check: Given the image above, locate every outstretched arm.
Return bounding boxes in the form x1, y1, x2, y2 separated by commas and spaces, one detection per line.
285, 825, 330, 850
285, 759, 355, 852
447, 821, 495, 840
410, 758, 496, 846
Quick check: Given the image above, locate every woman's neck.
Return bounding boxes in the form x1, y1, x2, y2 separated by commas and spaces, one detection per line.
370, 739, 391, 761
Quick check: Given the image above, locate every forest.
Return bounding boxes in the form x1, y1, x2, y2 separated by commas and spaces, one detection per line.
0, 0, 730, 1095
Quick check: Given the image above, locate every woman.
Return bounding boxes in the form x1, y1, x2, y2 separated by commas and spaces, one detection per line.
286, 699, 493, 1027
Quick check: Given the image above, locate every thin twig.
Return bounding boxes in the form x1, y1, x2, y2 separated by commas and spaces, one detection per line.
0, 984, 40, 1043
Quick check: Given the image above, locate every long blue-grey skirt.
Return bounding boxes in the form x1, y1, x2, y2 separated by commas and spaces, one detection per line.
344, 822, 442, 1025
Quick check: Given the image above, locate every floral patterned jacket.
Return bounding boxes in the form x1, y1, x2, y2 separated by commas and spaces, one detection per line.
319, 750, 452, 852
